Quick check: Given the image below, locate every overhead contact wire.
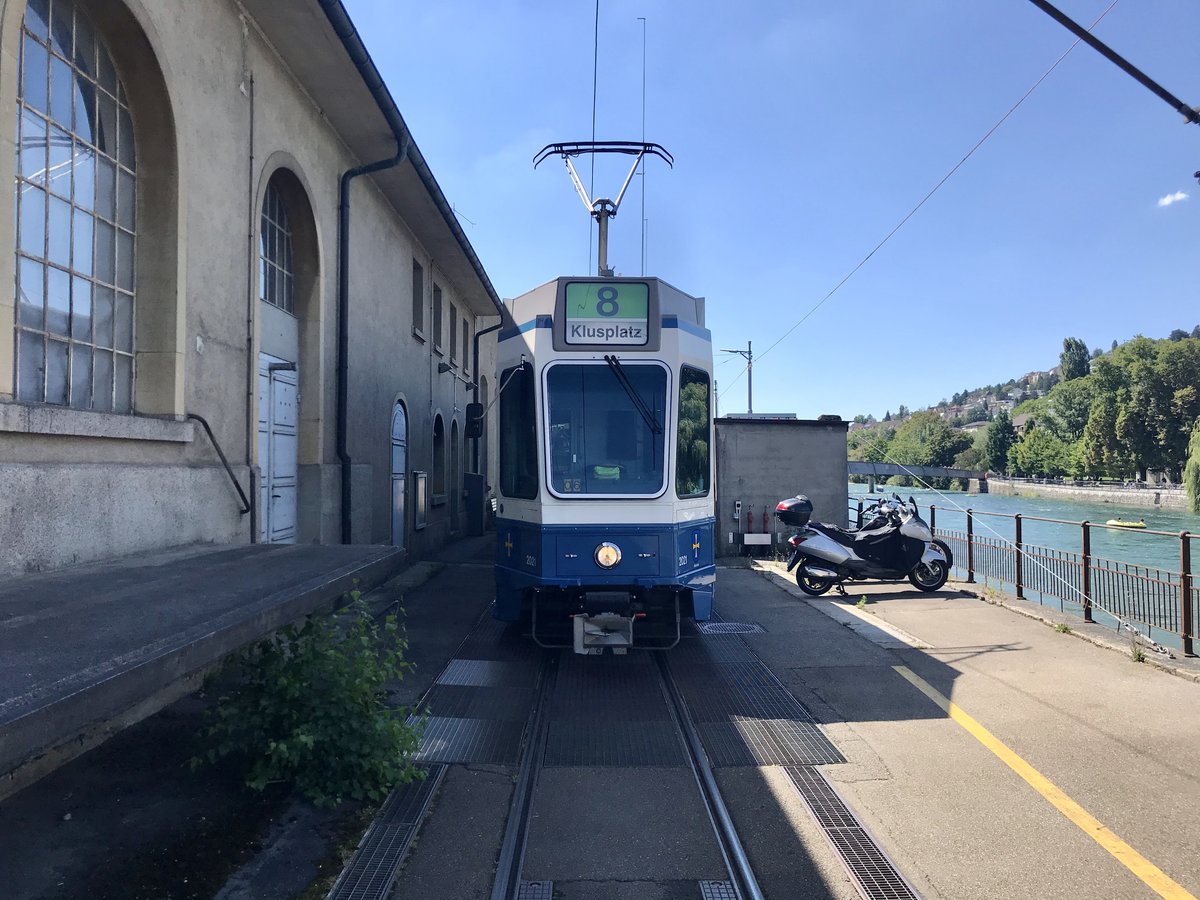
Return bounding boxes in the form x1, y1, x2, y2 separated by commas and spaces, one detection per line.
717, 0, 1120, 405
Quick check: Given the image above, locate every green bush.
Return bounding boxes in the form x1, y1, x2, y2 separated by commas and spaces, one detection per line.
194, 596, 423, 808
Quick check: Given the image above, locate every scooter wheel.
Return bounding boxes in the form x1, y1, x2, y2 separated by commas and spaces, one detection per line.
796, 565, 836, 596
908, 559, 948, 593
932, 539, 953, 570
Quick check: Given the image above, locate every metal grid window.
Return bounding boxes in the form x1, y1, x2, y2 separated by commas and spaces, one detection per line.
432, 284, 443, 351
449, 303, 458, 364
259, 178, 293, 313
461, 316, 469, 377
14, 0, 136, 411
411, 259, 424, 335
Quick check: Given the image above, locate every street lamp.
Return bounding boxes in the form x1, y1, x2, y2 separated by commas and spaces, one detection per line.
720, 341, 753, 414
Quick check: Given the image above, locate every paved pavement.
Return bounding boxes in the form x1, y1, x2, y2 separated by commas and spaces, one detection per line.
0, 542, 402, 798
745, 561, 1200, 899
5, 542, 1199, 900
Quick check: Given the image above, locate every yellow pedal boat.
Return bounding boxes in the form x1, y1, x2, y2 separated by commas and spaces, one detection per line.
1106, 518, 1146, 529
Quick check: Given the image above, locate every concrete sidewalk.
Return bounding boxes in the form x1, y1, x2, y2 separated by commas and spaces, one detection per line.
0, 541, 403, 799
745, 561, 1200, 898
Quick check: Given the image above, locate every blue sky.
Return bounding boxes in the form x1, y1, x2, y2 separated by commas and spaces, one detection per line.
342, 0, 1199, 420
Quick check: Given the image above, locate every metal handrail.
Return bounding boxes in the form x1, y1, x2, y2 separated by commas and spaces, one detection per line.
187, 414, 251, 515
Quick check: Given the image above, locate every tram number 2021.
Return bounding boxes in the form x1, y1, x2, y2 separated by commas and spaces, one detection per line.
678, 554, 690, 568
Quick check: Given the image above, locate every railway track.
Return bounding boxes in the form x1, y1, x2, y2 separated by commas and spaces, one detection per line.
490, 648, 764, 900
330, 611, 921, 900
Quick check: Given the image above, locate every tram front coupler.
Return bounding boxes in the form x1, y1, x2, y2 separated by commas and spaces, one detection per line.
572, 611, 636, 655
530, 587, 682, 654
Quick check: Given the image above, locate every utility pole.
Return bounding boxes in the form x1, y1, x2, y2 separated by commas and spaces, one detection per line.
720, 342, 753, 414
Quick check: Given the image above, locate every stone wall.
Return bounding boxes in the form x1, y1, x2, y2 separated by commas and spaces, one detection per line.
714, 418, 849, 556
988, 479, 1190, 511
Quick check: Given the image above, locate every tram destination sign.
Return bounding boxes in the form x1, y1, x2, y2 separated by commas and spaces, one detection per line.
564, 282, 649, 346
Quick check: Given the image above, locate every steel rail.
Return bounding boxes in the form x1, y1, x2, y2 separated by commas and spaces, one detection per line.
656, 651, 766, 900
489, 651, 557, 900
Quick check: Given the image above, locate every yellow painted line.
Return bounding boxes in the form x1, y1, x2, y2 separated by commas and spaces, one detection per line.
893, 665, 1196, 900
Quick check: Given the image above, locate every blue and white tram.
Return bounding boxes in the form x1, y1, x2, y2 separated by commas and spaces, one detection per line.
493, 276, 715, 653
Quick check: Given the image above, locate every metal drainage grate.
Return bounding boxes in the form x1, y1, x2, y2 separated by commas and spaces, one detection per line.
696, 622, 766, 635
699, 880, 738, 899
412, 716, 526, 765
786, 767, 922, 900
698, 718, 844, 767
517, 881, 554, 900
326, 764, 445, 900
436, 657, 536, 688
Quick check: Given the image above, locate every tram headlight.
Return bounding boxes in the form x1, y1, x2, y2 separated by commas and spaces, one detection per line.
594, 541, 622, 568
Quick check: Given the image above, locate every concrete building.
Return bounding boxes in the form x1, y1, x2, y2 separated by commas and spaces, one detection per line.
714, 416, 849, 557
0, 0, 504, 575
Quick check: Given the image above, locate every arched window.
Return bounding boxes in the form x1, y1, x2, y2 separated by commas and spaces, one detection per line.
432, 414, 445, 498
259, 176, 293, 313
14, 0, 136, 411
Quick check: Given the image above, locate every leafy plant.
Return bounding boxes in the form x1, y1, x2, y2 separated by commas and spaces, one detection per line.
1130, 645, 1146, 664
856, 597, 867, 610
193, 595, 423, 808
1054, 623, 1072, 634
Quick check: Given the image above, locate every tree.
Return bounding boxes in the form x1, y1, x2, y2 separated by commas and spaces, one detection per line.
1045, 375, 1094, 442
1081, 395, 1126, 477
1185, 419, 1200, 514
954, 446, 985, 470
886, 411, 972, 488
1192, 325, 1200, 340
1060, 337, 1090, 381
897, 404, 909, 418
852, 414, 868, 424
1010, 426, 1071, 478
883, 410, 892, 422
985, 410, 1016, 474
1111, 339, 1119, 351
1169, 329, 1189, 342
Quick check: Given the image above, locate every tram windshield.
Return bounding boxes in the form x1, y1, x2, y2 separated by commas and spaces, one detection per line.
546, 362, 667, 496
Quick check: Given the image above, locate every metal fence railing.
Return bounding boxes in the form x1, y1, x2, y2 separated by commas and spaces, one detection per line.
848, 498, 1197, 654
921, 506, 1196, 656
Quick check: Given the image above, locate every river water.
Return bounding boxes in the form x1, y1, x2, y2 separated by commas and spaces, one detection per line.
848, 483, 1198, 578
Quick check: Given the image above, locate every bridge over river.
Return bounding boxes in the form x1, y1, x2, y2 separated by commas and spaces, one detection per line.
848, 461, 988, 492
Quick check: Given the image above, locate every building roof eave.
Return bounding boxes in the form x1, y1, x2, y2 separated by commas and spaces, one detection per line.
238, 0, 504, 318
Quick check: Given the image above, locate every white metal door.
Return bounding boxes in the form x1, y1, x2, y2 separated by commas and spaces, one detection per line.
258, 353, 298, 544
391, 403, 407, 549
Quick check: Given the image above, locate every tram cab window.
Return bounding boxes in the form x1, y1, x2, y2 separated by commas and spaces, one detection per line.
547, 363, 667, 496
499, 364, 538, 499
676, 366, 711, 498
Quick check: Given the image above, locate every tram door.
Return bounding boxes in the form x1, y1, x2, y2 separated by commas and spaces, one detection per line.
390, 402, 408, 549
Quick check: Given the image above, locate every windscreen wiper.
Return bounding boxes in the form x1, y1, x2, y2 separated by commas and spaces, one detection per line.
604, 355, 663, 435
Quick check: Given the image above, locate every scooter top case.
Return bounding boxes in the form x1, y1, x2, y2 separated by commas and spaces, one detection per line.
775, 495, 813, 527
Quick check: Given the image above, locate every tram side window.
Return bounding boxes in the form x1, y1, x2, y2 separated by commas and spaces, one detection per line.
499, 364, 538, 499
676, 366, 711, 498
